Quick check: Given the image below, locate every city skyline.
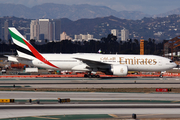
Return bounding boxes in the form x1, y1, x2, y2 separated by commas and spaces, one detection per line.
30, 19, 61, 42
1, 13, 180, 42
0, 0, 180, 15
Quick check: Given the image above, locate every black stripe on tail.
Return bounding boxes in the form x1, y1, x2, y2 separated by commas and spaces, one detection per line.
14, 44, 36, 58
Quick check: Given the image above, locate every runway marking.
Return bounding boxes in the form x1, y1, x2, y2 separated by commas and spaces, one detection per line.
33, 116, 59, 119
175, 79, 179, 81
172, 100, 180, 103
15, 79, 20, 81
108, 114, 118, 118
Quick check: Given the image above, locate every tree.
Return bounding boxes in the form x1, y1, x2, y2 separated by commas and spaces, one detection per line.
45, 39, 48, 43
30, 39, 35, 45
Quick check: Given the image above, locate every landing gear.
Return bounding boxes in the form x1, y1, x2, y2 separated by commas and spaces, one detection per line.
159, 75, 163, 78
159, 72, 164, 78
84, 74, 100, 78
94, 75, 100, 78
84, 74, 89, 77
159, 73, 163, 78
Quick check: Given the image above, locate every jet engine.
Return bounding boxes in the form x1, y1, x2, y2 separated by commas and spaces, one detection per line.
110, 65, 128, 76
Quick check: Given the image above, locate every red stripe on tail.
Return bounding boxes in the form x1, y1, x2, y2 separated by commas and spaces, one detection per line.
23, 39, 59, 69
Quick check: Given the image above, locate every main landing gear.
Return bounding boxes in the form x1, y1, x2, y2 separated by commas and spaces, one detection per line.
84, 74, 100, 78
159, 74, 163, 78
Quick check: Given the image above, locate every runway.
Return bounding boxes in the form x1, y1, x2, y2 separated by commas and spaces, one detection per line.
0, 77, 180, 88
1, 98, 180, 119
0, 91, 180, 101
0, 77, 180, 119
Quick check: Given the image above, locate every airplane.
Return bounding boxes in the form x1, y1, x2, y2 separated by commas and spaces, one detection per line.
7, 27, 177, 78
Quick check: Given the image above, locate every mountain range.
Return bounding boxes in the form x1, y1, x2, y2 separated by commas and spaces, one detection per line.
2, 14, 180, 42
154, 8, 180, 18
59, 14, 180, 41
1, 3, 180, 20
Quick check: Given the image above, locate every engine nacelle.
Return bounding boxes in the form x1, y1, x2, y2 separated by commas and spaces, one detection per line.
111, 65, 128, 76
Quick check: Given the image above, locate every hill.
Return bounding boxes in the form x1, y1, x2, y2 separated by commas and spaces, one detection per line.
3, 14, 180, 41
60, 15, 180, 41
0, 3, 150, 20
154, 8, 180, 18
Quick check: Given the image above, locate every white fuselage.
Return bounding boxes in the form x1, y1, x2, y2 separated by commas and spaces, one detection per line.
16, 53, 176, 72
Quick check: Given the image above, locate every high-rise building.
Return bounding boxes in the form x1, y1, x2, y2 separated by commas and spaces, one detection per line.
4, 20, 8, 41
39, 19, 52, 41
30, 19, 61, 42
60, 32, 72, 40
30, 20, 39, 40
4, 20, 12, 42
0, 19, 2, 41
111, 29, 119, 36
121, 28, 129, 41
53, 19, 61, 41
111, 29, 120, 42
74, 34, 93, 41
74, 34, 82, 40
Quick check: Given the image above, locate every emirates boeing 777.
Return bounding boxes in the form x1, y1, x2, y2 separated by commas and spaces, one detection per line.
7, 27, 176, 77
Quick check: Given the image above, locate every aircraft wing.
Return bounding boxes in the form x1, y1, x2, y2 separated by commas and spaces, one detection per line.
73, 57, 110, 67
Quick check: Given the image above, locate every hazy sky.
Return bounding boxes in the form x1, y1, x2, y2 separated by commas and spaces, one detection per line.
1, 0, 180, 15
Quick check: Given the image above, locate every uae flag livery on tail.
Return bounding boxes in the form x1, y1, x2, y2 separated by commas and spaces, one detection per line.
8, 27, 59, 69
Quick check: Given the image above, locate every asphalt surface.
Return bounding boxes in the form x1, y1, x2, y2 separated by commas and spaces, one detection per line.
0, 77, 180, 119
0, 91, 180, 101
2, 104, 180, 109
1, 108, 180, 119
0, 77, 180, 88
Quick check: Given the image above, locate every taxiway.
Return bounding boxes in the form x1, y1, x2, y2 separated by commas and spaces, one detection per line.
0, 77, 180, 88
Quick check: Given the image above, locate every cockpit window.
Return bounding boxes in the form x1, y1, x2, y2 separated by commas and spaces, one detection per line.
170, 60, 174, 63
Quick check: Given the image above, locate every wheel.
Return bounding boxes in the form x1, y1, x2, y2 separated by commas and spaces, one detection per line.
88, 75, 92, 78
95, 75, 100, 78
92, 75, 96, 78
84, 74, 88, 77
159, 75, 163, 78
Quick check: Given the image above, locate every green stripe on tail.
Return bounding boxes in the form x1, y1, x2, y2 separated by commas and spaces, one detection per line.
8, 29, 26, 45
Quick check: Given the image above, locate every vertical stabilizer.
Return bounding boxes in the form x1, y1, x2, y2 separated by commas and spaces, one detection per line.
8, 27, 59, 68
8, 27, 36, 59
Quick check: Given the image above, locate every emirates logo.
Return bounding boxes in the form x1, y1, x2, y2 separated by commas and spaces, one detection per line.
120, 68, 124, 73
